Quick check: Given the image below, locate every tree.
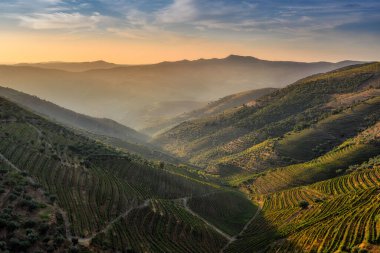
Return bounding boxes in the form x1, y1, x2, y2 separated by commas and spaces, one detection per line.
299, 200, 309, 209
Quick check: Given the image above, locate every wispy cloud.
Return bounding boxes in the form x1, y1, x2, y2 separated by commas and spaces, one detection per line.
18, 12, 102, 30
1, 0, 380, 41
156, 0, 198, 23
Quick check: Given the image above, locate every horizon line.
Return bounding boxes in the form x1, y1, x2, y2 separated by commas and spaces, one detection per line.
0, 54, 376, 66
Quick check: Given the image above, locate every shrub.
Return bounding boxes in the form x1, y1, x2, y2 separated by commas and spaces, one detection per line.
23, 219, 37, 228
49, 195, 57, 203
27, 232, 39, 243
7, 221, 21, 231
8, 238, 21, 250
351, 246, 360, 252
71, 237, 78, 245
38, 223, 50, 234
14, 186, 24, 193
8, 193, 18, 201
0, 218, 6, 227
24, 195, 32, 200
19, 199, 39, 211
54, 236, 65, 246
0, 241, 6, 250
299, 200, 309, 209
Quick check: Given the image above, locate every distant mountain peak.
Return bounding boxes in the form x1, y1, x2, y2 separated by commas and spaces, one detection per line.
93, 60, 111, 64
224, 54, 261, 62
226, 54, 258, 59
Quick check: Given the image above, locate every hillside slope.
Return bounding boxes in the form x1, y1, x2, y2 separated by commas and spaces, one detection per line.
155, 63, 380, 177
0, 86, 148, 144
214, 95, 380, 178
0, 157, 71, 252
248, 122, 380, 195
142, 88, 277, 136
0, 87, 187, 164
226, 152, 380, 253
0, 96, 257, 252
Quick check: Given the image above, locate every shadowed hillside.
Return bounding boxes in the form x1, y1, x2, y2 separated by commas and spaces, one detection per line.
142, 88, 277, 136
0, 86, 148, 144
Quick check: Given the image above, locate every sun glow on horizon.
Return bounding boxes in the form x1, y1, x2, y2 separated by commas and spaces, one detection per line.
0, 0, 379, 64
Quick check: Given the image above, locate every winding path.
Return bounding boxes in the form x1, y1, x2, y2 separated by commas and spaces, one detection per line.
2, 147, 261, 252
182, 197, 233, 241
78, 199, 151, 246
220, 204, 262, 252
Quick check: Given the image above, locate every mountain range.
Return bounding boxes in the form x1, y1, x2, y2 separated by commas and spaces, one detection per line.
0, 55, 362, 130
15, 60, 121, 72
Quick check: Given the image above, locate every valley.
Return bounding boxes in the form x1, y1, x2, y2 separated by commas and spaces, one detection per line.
0, 62, 379, 252
0, 56, 361, 130
2, 0, 380, 251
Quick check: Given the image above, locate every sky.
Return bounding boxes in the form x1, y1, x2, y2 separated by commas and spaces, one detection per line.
0, 0, 379, 64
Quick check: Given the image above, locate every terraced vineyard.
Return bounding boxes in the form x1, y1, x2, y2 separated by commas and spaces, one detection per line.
155, 63, 380, 172
223, 118, 380, 252
1, 62, 380, 252
187, 191, 257, 236
208, 93, 380, 180
250, 127, 380, 195
276, 95, 380, 162
0, 96, 257, 252
91, 199, 228, 252
227, 163, 380, 253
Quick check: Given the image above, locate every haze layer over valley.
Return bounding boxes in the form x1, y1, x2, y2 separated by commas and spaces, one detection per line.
0, 56, 360, 130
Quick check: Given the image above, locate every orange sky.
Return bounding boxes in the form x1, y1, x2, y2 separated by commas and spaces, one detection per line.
1, 1, 379, 64
1, 30, 379, 65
